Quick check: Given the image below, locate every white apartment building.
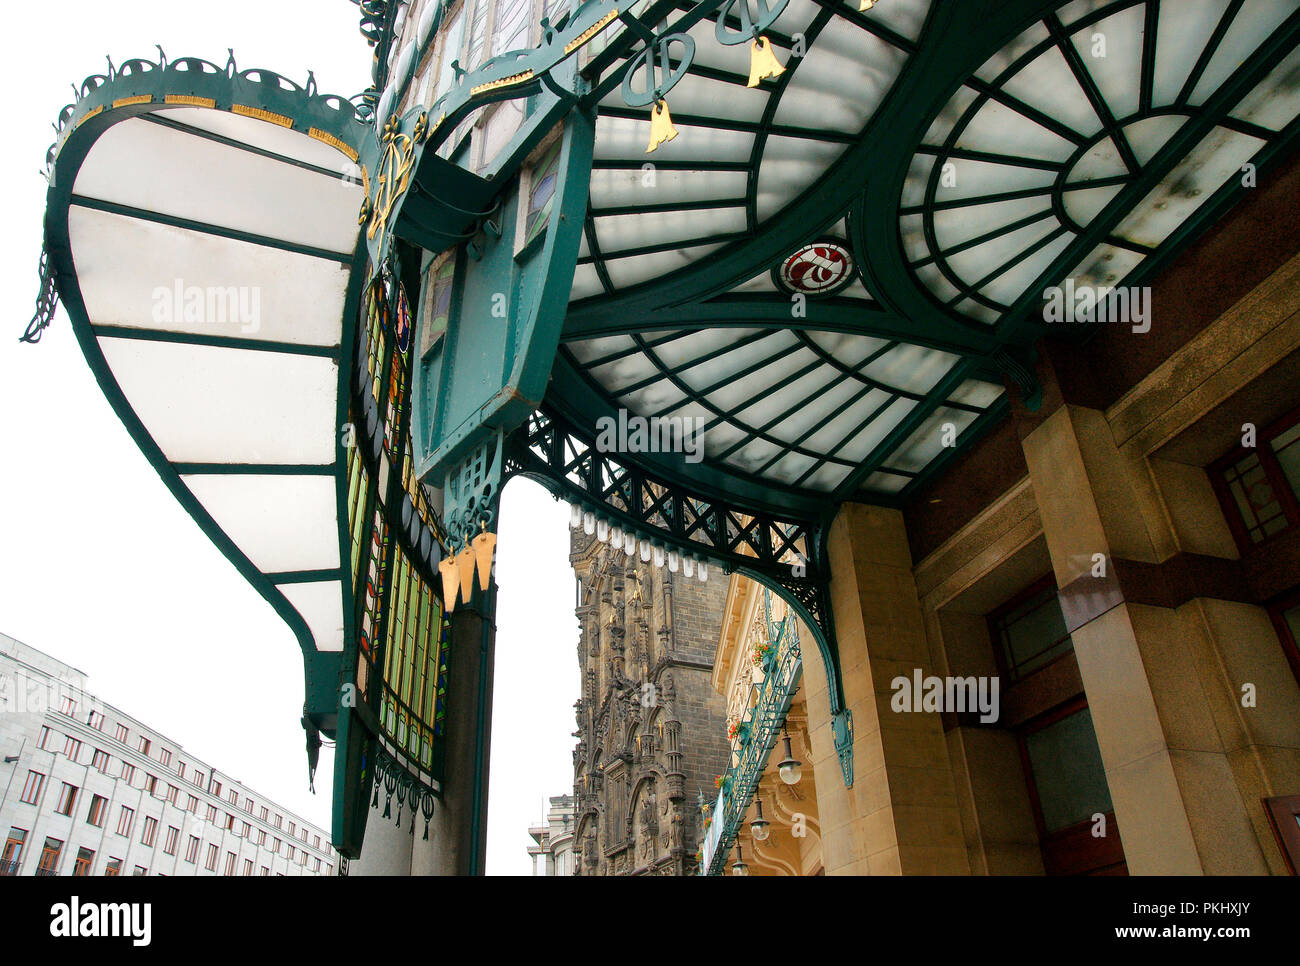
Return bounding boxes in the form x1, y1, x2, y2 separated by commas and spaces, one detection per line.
0, 632, 336, 877
526, 795, 575, 876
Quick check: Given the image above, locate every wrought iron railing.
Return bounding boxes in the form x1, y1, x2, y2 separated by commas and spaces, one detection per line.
701, 589, 802, 876
0, 860, 20, 876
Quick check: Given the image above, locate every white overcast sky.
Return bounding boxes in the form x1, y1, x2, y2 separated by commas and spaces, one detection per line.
0, 0, 577, 876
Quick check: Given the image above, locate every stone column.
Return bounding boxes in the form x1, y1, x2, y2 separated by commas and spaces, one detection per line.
1020, 403, 1293, 874
804, 503, 970, 875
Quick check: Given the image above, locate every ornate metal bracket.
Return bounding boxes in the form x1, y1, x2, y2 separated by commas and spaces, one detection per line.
370, 744, 438, 840
832, 708, 854, 789
20, 247, 59, 344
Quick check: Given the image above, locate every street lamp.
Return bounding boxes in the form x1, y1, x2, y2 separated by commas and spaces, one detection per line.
777, 728, 802, 785
750, 798, 770, 842
731, 844, 749, 876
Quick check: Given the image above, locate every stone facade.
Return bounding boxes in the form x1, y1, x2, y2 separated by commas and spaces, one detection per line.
569, 530, 729, 875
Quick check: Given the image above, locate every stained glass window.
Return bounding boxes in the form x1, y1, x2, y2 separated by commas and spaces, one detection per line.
524, 137, 562, 248
346, 271, 450, 781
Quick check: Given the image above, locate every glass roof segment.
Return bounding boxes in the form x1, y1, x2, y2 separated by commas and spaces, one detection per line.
37, 56, 368, 664
901, 0, 1300, 326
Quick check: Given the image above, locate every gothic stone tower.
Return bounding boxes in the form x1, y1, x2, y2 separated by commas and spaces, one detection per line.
569, 530, 729, 875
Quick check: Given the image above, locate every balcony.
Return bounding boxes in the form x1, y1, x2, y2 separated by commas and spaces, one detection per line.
0, 860, 20, 876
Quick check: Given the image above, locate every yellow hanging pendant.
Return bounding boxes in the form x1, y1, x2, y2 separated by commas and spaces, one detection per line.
646, 99, 678, 153
456, 544, 477, 605
858, 0, 876, 10
438, 554, 460, 613
747, 36, 785, 87
472, 528, 497, 592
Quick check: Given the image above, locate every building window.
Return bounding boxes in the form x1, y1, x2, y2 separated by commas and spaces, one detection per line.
211, 780, 222, 799
257, 830, 266, 846
114, 723, 129, 743
63, 736, 82, 761
133, 866, 147, 876
287, 845, 295, 861
226, 788, 236, 805
987, 577, 1074, 682
104, 858, 121, 877
159, 749, 171, 767
205, 805, 217, 824
260, 866, 269, 876
989, 578, 1123, 876
193, 769, 205, 789
59, 696, 76, 716
313, 835, 321, 849
186, 794, 199, 813
116, 806, 135, 837
1211, 408, 1300, 548
2, 829, 27, 872
120, 762, 136, 784
37, 837, 62, 875
273, 813, 282, 829
288, 821, 296, 836
20, 771, 45, 805
91, 749, 109, 772
185, 836, 200, 864
141, 816, 158, 848
243, 858, 254, 876
272, 837, 281, 854
205, 844, 218, 872
163, 826, 179, 856
37, 726, 51, 750
259, 806, 268, 821
88, 710, 104, 730
312, 857, 321, 873
177, 762, 186, 780
241, 822, 252, 839
138, 737, 151, 756
86, 795, 107, 828
145, 774, 158, 796
224, 852, 236, 876
73, 847, 95, 876
54, 783, 78, 817
166, 784, 179, 805
244, 798, 254, 814
1267, 587, 1300, 690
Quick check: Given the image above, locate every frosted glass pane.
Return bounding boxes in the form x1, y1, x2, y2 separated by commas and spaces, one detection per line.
154, 107, 359, 174
1187, 0, 1299, 107
883, 405, 978, 473
1063, 184, 1123, 226
756, 136, 846, 220
773, 17, 906, 134
590, 353, 661, 392
183, 474, 340, 574
589, 169, 747, 209
567, 335, 635, 365
944, 220, 1057, 289
74, 118, 361, 255
619, 380, 687, 415
1069, 4, 1145, 120
603, 243, 729, 289
99, 338, 338, 464
1152, 0, 1230, 107
593, 206, 747, 255
957, 98, 1076, 163
979, 230, 1075, 306
1001, 43, 1102, 137
806, 331, 890, 368
976, 22, 1050, 83
1113, 127, 1263, 248
864, 343, 958, 395
653, 328, 766, 369
70, 207, 348, 346
1069, 243, 1145, 289
676, 332, 800, 392
948, 380, 1005, 409
569, 264, 604, 301
1231, 45, 1300, 131
701, 346, 816, 410
933, 195, 1053, 252
761, 376, 863, 443
280, 581, 346, 653
860, 471, 909, 494
594, 116, 753, 163
933, 158, 1056, 201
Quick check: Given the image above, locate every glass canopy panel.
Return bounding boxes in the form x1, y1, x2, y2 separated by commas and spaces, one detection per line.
881, 405, 980, 474
275, 581, 346, 653
588, 168, 749, 210
901, 0, 1300, 323
181, 474, 341, 574
151, 107, 359, 175
593, 207, 748, 256
72, 118, 359, 255
97, 338, 338, 465
603, 243, 731, 288
69, 208, 348, 346
1231, 46, 1300, 130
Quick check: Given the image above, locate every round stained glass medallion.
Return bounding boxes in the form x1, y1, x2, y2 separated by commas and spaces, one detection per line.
394, 282, 412, 354
773, 238, 856, 296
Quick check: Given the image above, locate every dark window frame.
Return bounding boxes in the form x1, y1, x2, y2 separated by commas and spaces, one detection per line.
1209, 404, 1300, 552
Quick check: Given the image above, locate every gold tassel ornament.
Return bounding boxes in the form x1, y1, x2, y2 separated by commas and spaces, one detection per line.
439, 554, 460, 613
456, 544, 477, 605
747, 36, 785, 87
645, 99, 678, 153
472, 526, 497, 592
858, 0, 876, 11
